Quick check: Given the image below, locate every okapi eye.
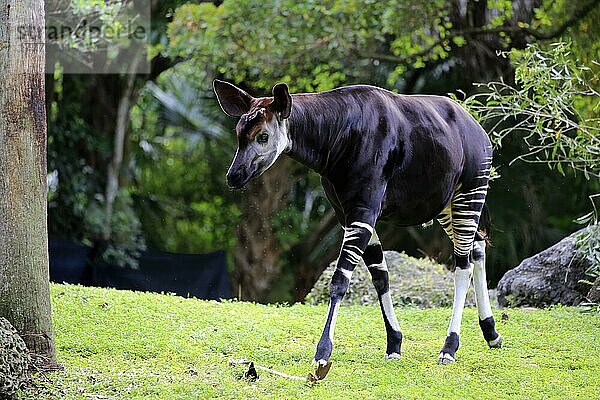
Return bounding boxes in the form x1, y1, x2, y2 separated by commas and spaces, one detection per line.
257, 133, 269, 144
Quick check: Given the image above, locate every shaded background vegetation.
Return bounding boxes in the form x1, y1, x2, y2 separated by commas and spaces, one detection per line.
47, 0, 600, 303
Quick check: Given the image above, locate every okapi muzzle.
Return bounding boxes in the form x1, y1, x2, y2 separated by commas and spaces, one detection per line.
213, 78, 502, 379
226, 148, 260, 189
214, 80, 292, 189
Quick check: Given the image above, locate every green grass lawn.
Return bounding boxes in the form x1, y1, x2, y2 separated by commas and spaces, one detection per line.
21, 284, 600, 399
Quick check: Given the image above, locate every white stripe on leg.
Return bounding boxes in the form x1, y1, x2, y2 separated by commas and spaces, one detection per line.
473, 241, 493, 320
336, 267, 353, 280
448, 266, 473, 335
380, 291, 400, 332
327, 301, 341, 343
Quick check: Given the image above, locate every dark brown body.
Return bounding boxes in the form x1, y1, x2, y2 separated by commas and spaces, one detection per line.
287, 86, 491, 227
214, 80, 500, 370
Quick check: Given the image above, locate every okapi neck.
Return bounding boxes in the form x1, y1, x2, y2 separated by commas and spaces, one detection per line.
285, 96, 340, 175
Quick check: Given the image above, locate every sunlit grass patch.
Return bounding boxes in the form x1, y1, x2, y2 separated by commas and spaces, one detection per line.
19, 284, 600, 399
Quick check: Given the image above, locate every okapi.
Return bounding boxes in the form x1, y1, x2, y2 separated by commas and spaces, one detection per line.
213, 80, 502, 375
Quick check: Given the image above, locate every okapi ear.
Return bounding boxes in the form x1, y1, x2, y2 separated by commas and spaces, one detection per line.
270, 83, 292, 120
213, 79, 254, 117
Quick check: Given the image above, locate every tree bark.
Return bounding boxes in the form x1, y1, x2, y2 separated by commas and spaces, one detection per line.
232, 157, 293, 302
103, 56, 140, 240
292, 209, 339, 302
0, 0, 58, 369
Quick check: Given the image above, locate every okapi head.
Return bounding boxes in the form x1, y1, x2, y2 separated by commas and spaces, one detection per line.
213, 80, 292, 189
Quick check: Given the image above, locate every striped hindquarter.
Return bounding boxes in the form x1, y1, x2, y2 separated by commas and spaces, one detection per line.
436, 151, 501, 364
437, 153, 492, 268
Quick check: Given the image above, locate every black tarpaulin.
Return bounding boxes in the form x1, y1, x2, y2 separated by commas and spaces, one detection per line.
49, 238, 231, 300
92, 249, 231, 300
49, 238, 93, 285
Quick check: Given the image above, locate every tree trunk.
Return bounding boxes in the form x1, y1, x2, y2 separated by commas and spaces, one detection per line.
0, 0, 58, 369
232, 157, 293, 302
292, 210, 340, 302
104, 58, 140, 240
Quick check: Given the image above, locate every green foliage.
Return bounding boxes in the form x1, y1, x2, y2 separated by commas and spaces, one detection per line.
20, 284, 600, 399
457, 42, 600, 278
45, 1, 197, 268
166, 0, 592, 91
575, 197, 600, 277
47, 75, 107, 239
168, 1, 355, 91
47, 73, 147, 268
47, 0, 147, 60
131, 64, 240, 254
83, 190, 146, 268
166, 0, 475, 90
461, 42, 599, 178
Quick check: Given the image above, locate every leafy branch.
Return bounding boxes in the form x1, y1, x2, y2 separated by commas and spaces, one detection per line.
457, 42, 600, 178
455, 41, 600, 281
355, 0, 599, 68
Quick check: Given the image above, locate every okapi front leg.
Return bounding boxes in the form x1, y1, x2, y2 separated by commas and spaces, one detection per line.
314, 221, 374, 366
363, 231, 402, 359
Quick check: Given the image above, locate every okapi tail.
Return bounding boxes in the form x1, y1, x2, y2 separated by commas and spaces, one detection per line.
475, 203, 492, 246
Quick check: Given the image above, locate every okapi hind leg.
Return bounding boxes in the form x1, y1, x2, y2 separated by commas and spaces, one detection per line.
363, 231, 402, 360
439, 182, 488, 365
472, 238, 502, 348
439, 261, 472, 364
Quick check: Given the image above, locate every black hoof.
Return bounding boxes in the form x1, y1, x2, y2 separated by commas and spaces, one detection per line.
385, 352, 402, 360
308, 360, 332, 381
437, 352, 455, 365
439, 332, 459, 364
488, 333, 503, 349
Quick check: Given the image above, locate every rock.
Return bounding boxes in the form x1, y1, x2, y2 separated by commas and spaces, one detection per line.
496, 228, 594, 307
587, 276, 600, 303
0, 318, 29, 399
306, 251, 480, 308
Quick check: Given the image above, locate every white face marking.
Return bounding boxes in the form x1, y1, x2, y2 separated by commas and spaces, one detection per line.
250, 113, 291, 175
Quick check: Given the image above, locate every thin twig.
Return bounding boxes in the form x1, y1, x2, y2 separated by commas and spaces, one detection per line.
30, 362, 67, 398
228, 358, 308, 381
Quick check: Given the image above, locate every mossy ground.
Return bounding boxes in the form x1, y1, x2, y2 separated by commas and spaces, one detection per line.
307, 251, 471, 308
19, 284, 600, 399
